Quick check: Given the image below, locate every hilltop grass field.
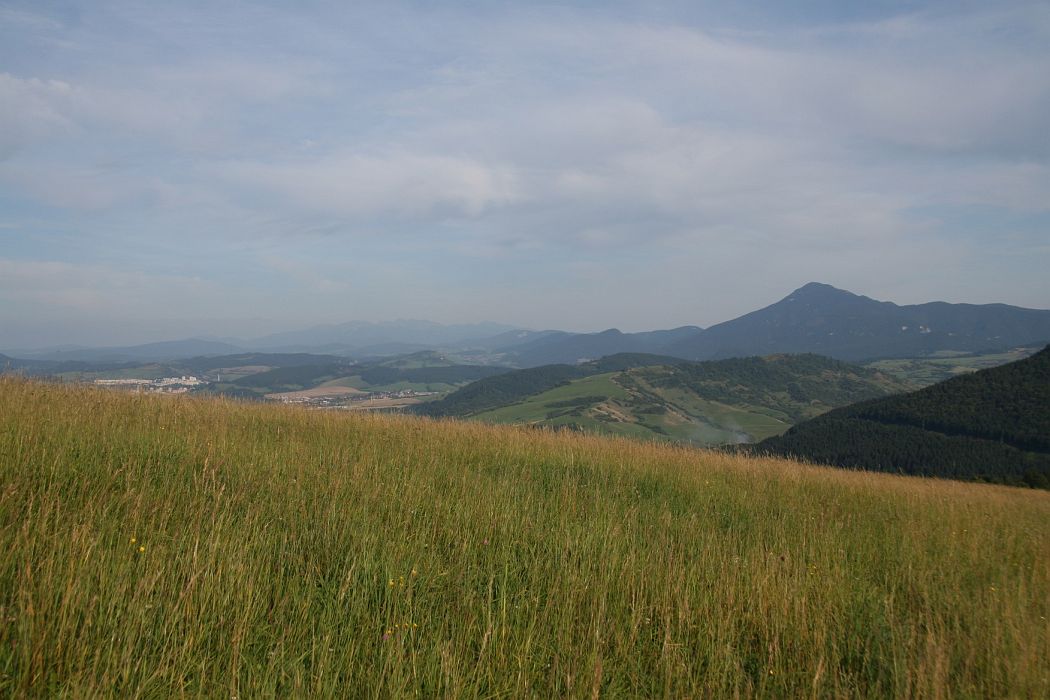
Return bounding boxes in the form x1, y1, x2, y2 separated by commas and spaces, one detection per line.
1, 378, 1048, 697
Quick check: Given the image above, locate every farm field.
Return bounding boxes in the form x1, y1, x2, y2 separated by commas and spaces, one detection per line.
264, 386, 366, 401
866, 346, 1043, 387
1, 378, 1047, 697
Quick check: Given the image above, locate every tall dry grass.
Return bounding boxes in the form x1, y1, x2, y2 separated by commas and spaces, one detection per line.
1, 377, 1047, 697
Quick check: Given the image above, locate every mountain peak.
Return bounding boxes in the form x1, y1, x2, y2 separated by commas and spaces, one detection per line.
792, 282, 849, 296
780, 283, 868, 306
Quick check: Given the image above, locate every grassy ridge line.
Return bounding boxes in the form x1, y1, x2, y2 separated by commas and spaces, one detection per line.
1, 379, 1048, 697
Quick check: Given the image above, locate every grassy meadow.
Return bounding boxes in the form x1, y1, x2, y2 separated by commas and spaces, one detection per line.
1, 377, 1048, 697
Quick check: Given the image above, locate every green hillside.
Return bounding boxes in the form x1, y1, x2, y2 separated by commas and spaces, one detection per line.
757, 346, 1050, 488
416, 364, 589, 416
415, 353, 683, 418
426, 354, 911, 445
1, 378, 1047, 697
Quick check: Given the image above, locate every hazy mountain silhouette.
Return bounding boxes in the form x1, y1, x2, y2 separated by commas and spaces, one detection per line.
664, 283, 1050, 362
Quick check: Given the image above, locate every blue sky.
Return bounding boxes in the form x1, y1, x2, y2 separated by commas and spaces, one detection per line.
1, 0, 1048, 347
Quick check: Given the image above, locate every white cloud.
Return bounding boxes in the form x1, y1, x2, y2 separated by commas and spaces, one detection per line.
522, 13, 1050, 157
0, 73, 77, 158
217, 150, 522, 218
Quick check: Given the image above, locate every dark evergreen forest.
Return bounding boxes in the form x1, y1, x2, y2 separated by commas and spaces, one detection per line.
757, 346, 1050, 488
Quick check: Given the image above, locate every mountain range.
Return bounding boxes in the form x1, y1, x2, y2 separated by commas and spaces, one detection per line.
498, 283, 1050, 366
3, 339, 244, 364
2, 322, 517, 363
666, 282, 1050, 362
4, 283, 1049, 365
247, 320, 518, 353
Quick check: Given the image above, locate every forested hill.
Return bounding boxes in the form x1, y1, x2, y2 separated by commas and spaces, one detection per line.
414, 353, 681, 418
756, 345, 1050, 488
415, 353, 911, 446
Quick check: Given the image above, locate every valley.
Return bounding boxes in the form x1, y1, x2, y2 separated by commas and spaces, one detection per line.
5, 282, 1044, 447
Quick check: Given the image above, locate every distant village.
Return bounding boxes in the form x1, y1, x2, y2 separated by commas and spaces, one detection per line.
266, 388, 439, 410
93, 376, 206, 394
91, 375, 435, 409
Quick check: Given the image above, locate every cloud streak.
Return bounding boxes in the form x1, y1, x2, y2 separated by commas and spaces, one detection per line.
218, 150, 521, 218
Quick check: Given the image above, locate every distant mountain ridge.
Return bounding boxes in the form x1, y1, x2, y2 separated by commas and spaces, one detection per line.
755, 346, 1050, 488
491, 283, 1050, 366
3, 322, 520, 363
0, 354, 25, 370
10, 339, 245, 363
250, 320, 519, 352
665, 283, 1050, 362
502, 327, 703, 367
5, 284, 1047, 365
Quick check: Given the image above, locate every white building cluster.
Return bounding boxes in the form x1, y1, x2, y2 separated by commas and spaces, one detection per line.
94, 376, 205, 394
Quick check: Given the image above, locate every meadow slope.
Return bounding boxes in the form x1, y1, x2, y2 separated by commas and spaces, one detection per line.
1, 378, 1048, 697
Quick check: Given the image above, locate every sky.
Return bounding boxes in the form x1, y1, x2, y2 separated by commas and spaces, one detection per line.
2, 0, 1049, 347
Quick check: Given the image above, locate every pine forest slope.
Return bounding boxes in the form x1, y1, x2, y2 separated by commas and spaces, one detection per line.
1, 378, 1048, 696
757, 345, 1050, 488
